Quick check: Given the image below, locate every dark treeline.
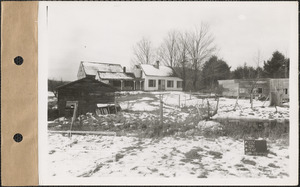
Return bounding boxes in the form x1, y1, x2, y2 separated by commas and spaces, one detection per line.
48, 79, 70, 97
180, 50, 289, 92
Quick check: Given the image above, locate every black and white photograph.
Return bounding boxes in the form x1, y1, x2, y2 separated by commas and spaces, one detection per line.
38, 1, 298, 185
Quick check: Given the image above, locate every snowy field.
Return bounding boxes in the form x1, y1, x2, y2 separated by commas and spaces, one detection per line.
118, 91, 289, 120
48, 91, 289, 178
48, 134, 289, 178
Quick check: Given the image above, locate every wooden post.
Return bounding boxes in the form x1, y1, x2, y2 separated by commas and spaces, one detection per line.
114, 93, 118, 114
207, 99, 210, 118
250, 93, 253, 109
160, 94, 163, 126
270, 91, 279, 106
190, 90, 191, 100
178, 94, 181, 108
69, 102, 78, 137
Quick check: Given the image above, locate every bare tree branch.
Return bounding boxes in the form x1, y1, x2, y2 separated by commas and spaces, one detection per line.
185, 24, 216, 90
131, 38, 154, 65
157, 30, 180, 67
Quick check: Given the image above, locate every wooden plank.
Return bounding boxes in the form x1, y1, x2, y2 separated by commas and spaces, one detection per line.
212, 116, 289, 123
49, 130, 117, 136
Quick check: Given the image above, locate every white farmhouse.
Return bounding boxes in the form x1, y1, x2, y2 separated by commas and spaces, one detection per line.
133, 61, 183, 91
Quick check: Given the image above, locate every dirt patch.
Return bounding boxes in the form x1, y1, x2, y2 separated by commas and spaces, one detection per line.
241, 158, 256, 166
208, 150, 223, 159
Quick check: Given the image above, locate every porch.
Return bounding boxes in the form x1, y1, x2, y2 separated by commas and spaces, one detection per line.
108, 79, 144, 91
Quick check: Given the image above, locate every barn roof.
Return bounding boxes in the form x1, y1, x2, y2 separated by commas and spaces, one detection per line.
98, 72, 134, 80
56, 77, 116, 92
140, 64, 179, 77
81, 61, 123, 76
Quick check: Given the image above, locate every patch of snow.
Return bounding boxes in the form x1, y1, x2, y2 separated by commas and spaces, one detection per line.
48, 91, 55, 97
48, 134, 289, 178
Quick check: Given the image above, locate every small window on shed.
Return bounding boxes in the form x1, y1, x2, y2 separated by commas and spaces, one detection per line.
257, 88, 263, 94
66, 101, 78, 109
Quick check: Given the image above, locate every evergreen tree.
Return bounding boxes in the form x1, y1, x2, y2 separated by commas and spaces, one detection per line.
231, 63, 259, 79
263, 51, 286, 78
202, 56, 231, 89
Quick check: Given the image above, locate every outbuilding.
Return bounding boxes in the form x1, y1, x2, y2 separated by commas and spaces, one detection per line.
56, 77, 117, 117
218, 78, 289, 100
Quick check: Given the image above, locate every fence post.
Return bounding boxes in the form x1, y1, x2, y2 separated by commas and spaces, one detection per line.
160, 94, 163, 126
178, 94, 181, 108
69, 102, 78, 137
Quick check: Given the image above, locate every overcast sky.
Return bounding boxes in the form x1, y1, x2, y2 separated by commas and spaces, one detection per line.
45, 1, 297, 81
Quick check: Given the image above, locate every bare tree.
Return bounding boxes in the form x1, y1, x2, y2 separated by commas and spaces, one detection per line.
131, 38, 154, 65
157, 31, 180, 67
175, 32, 190, 91
250, 49, 263, 109
185, 24, 216, 90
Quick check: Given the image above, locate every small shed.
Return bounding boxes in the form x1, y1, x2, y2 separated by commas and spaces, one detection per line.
218, 78, 289, 100
56, 77, 117, 117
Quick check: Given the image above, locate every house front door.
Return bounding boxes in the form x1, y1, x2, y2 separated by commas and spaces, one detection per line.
158, 79, 165, 91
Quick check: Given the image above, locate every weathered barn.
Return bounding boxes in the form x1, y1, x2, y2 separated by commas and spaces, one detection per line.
77, 61, 137, 91
218, 78, 289, 100
56, 77, 117, 117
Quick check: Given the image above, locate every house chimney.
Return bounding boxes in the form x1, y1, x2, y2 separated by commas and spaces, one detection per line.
123, 67, 126, 73
154, 60, 160, 69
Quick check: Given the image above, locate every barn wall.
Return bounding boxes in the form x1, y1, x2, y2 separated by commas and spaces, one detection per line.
57, 88, 115, 117
218, 80, 239, 97
238, 79, 270, 98
270, 79, 289, 99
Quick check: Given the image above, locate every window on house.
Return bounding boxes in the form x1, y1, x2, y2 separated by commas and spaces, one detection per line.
167, 80, 174, 88
148, 79, 156, 87
284, 88, 288, 94
257, 88, 263, 94
177, 81, 182, 88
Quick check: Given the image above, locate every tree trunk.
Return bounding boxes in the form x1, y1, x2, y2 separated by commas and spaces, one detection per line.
270, 91, 281, 106
182, 64, 186, 91
193, 68, 198, 91
192, 60, 198, 91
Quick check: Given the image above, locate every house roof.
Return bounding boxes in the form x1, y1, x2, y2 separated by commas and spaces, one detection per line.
56, 77, 116, 92
140, 64, 178, 77
81, 61, 123, 76
98, 72, 134, 80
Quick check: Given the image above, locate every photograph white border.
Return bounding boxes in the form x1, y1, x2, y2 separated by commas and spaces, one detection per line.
38, 1, 298, 185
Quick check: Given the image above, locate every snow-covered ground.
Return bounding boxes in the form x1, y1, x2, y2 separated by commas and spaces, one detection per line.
48, 91, 289, 178
48, 134, 289, 178
118, 91, 289, 120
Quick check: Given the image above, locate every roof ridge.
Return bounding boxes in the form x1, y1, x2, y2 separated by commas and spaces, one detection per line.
82, 61, 122, 66
98, 71, 126, 74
